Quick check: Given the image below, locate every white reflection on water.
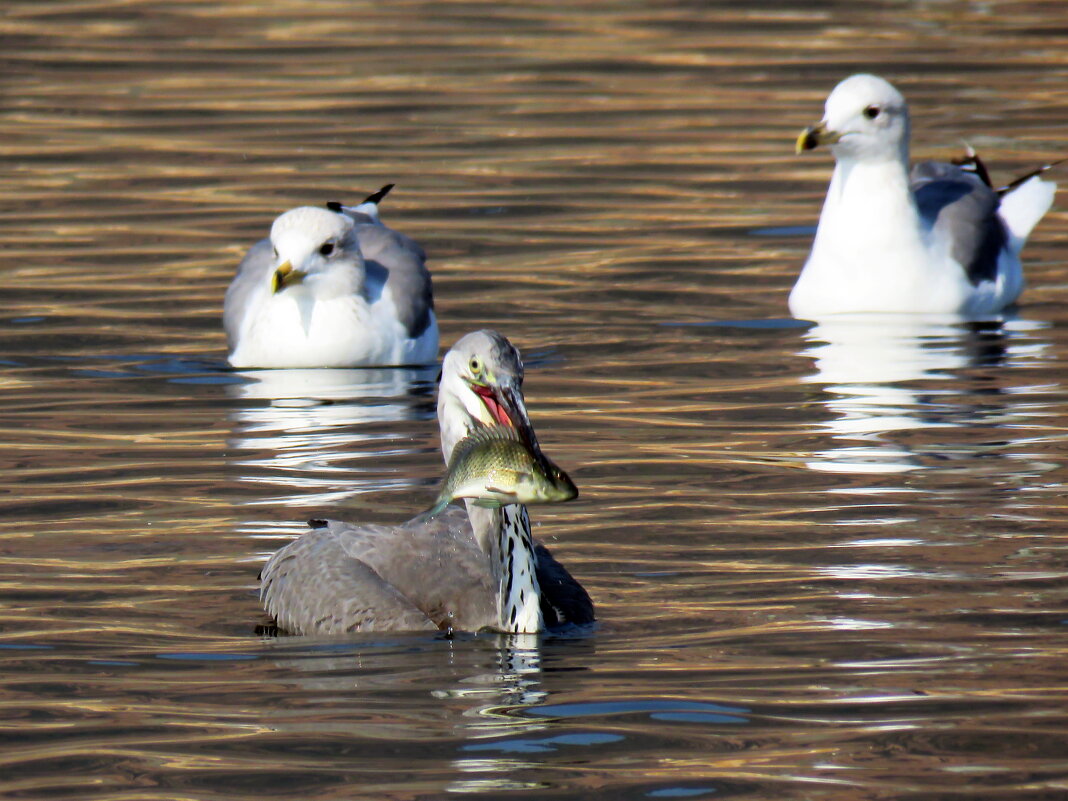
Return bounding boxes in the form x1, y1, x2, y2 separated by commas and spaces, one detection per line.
226, 367, 436, 507
798, 315, 1052, 474
434, 633, 547, 714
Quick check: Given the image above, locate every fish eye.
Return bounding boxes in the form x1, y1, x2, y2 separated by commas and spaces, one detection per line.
863, 105, 881, 120
319, 241, 335, 257
469, 356, 482, 375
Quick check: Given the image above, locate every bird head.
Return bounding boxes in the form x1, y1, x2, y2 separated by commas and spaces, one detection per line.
267, 207, 363, 297
436, 330, 539, 463
796, 73, 910, 163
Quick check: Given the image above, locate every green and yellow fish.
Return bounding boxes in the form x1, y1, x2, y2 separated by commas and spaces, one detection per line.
428, 424, 578, 515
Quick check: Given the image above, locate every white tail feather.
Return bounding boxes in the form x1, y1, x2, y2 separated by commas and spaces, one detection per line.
999, 176, 1056, 251
351, 200, 380, 220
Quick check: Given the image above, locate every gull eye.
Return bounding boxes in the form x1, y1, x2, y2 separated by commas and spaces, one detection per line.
319, 241, 335, 257
469, 356, 482, 375
272, 246, 279, 259
863, 105, 881, 120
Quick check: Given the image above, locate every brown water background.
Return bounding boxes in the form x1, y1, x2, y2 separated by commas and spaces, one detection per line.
2, 1, 1068, 799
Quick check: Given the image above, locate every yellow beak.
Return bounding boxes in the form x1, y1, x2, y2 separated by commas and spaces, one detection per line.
271, 260, 306, 293
796, 122, 841, 154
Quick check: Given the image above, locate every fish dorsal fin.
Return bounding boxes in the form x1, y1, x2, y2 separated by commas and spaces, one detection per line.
456, 423, 522, 450
446, 424, 521, 470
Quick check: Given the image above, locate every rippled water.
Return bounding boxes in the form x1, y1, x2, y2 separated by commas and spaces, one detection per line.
3, 1, 1068, 799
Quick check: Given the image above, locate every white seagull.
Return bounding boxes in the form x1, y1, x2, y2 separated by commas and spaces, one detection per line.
224, 186, 439, 368
791, 74, 1057, 319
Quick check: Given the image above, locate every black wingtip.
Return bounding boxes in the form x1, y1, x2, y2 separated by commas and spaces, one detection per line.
307, 518, 329, 529
999, 157, 1067, 196
952, 149, 993, 188
325, 201, 344, 213
362, 183, 395, 206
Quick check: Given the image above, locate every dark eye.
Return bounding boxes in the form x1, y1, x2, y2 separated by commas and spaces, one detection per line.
863, 105, 881, 120
319, 242, 335, 257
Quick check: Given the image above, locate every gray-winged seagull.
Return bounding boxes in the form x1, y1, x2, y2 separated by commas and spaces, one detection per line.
792, 74, 1057, 318
224, 186, 439, 368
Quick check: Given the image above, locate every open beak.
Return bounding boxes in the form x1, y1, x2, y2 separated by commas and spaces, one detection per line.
796, 121, 842, 154
271, 260, 307, 293
468, 379, 540, 451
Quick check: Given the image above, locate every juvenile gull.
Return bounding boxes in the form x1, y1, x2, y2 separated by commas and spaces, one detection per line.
224, 186, 438, 368
791, 74, 1057, 318
259, 330, 594, 635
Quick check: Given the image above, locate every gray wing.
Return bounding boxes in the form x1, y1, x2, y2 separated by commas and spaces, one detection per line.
354, 222, 435, 339
261, 534, 437, 634
910, 161, 1008, 286
329, 192, 434, 340
260, 509, 497, 635
223, 238, 274, 349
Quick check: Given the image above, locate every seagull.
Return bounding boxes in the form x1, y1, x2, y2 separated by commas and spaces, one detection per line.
224, 185, 439, 368
791, 74, 1057, 318
258, 330, 595, 635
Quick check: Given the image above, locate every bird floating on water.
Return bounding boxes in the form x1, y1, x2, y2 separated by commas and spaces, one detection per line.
791, 74, 1058, 319
224, 185, 439, 368
259, 330, 594, 635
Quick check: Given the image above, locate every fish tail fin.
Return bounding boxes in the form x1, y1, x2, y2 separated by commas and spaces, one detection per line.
419, 497, 450, 519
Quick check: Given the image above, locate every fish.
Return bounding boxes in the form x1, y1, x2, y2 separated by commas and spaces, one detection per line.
427, 424, 578, 515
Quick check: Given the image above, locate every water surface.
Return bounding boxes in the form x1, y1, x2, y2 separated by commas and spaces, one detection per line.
2, 1, 1068, 799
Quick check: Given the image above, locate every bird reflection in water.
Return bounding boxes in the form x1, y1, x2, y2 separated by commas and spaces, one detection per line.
797, 314, 1051, 474
256, 632, 597, 794
226, 366, 437, 508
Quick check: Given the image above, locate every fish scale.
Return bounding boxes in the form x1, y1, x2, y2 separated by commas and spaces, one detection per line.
429, 424, 577, 514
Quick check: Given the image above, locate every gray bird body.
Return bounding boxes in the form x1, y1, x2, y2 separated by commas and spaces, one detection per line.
260, 507, 593, 634
258, 330, 594, 636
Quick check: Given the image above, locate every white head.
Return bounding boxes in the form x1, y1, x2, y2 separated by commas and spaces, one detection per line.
436, 330, 536, 463
268, 206, 363, 298
797, 74, 910, 164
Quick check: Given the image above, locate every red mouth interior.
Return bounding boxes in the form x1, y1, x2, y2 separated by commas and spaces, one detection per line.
472, 385, 512, 427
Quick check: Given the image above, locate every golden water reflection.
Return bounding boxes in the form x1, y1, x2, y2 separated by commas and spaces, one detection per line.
2, 0, 1068, 799
226, 367, 437, 507
799, 315, 1058, 475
